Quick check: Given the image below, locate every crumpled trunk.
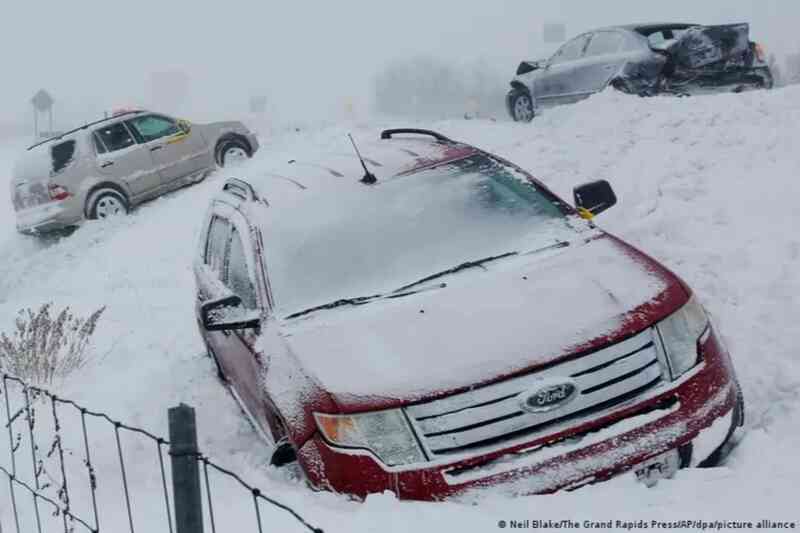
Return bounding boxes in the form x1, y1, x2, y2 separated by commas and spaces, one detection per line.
669, 23, 752, 71
657, 23, 771, 94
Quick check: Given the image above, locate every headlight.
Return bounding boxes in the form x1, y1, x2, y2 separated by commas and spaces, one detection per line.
314, 410, 425, 466
656, 294, 709, 379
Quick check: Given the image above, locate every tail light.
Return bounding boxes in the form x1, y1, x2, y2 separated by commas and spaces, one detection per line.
754, 43, 766, 62
48, 184, 71, 201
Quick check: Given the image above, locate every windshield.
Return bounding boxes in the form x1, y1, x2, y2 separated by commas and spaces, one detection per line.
264, 153, 576, 316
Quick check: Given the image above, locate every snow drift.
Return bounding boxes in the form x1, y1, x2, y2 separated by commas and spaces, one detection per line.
1, 85, 799, 531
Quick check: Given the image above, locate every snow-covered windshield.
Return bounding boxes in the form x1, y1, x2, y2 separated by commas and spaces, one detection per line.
264, 153, 574, 316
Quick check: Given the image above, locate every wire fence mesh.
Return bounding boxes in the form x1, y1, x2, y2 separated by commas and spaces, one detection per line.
0, 373, 324, 533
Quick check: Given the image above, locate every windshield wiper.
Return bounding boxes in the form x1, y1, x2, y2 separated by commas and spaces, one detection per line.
285, 294, 383, 320
393, 251, 519, 294
286, 244, 569, 320
285, 279, 451, 320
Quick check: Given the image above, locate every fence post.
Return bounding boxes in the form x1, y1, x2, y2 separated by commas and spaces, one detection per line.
169, 404, 204, 533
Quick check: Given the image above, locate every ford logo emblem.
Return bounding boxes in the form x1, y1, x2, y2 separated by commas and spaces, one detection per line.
517, 378, 579, 413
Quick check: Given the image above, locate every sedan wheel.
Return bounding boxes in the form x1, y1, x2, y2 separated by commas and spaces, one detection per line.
511, 91, 535, 122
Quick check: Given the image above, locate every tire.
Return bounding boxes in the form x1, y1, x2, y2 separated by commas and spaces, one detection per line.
697, 393, 744, 468
270, 437, 298, 467
217, 138, 252, 168
87, 188, 129, 220
509, 89, 535, 123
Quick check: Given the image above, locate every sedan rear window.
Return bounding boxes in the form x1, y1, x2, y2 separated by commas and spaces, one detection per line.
645, 28, 689, 49
586, 32, 625, 56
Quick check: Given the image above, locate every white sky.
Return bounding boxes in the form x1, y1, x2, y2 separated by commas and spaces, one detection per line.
1, 0, 796, 127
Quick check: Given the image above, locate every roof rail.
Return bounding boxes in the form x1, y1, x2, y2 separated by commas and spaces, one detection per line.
27, 110, 145, 151
222, 178, 262, 203
380, 128, 455, 143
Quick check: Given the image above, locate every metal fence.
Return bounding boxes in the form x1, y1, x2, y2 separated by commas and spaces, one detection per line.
0, 373, 324, 533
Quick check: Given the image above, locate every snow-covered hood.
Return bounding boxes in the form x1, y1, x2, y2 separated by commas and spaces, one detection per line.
280, 234, 687, 411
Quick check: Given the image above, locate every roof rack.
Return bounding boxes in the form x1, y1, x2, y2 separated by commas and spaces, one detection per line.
27, 110, 145, 151
380, 128, 455, 143
222, 178, 263, 204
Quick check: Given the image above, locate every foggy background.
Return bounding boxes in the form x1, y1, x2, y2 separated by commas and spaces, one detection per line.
1, 0, 797, 136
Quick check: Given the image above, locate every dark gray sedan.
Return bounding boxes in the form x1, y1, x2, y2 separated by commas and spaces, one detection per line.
507, 23, 774, 122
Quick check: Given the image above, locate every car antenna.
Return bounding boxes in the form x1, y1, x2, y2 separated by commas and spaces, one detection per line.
348, 133, 377, 184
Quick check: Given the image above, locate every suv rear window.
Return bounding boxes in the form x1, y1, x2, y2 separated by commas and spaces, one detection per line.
51, 140, 76, 174
95, 123, 136, 152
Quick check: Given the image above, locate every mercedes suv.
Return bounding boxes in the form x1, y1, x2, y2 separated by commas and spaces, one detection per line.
11, 110, 259, 234
193, 128, 743, 500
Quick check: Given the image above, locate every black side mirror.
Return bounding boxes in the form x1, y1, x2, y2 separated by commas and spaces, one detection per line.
201, 294, 260, 331
516, 61, 541, 75
573, 180, 617, 217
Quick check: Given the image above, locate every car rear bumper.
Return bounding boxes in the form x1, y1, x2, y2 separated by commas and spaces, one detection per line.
14, 198, 82, 234
297, 326, 741, 500
661, 66, 773, 95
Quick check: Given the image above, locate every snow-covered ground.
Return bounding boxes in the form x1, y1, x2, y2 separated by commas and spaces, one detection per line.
1, 86, 799, 531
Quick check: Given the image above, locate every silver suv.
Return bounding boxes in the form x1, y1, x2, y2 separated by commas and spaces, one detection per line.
10, 110, 259, 234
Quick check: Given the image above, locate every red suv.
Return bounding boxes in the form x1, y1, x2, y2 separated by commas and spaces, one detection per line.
194, 129, 743, 500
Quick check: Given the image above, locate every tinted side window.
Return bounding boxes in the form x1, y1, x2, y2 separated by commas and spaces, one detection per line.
93, 133, 107, 155
226, 228, 258, 310
205, 216, 231, 276
552, 35, 589, 64
95, 123, 136, 152
586, 32, 624, 56
127, 115, 180, 143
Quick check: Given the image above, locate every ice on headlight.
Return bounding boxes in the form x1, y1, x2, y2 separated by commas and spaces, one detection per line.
657, 295, 709, 379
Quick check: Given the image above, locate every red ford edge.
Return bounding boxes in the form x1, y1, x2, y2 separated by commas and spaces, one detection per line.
194, 128, 743, 500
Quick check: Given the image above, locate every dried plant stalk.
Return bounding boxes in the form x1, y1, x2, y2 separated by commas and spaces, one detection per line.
0, 303, 106, 385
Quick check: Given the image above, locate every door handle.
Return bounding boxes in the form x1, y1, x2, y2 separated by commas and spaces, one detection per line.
100, 161, 114, 168
150, 145, 164, 152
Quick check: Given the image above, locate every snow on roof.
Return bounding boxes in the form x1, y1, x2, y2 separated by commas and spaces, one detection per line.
241, 137, 477, 208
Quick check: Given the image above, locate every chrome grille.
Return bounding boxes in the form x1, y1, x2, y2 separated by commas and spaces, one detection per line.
405, 328, 664, 457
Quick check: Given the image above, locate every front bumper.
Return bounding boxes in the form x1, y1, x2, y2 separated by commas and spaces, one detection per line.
297, 326, 741, 500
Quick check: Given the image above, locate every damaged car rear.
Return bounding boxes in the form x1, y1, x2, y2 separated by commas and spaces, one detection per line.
507, 22, 773, 122
194, 130, 744, 500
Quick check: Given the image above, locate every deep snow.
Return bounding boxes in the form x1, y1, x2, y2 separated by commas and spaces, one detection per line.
1, 86, 799, 531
